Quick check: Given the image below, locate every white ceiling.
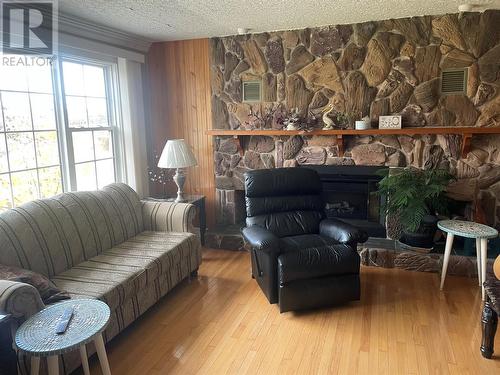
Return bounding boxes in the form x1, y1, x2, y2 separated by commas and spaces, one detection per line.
59, 0, 500, 41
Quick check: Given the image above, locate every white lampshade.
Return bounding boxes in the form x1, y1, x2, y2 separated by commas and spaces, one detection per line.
157, 139, 197, 169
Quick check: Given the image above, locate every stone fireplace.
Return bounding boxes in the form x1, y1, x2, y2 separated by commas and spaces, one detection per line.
208, 10, 500, 248
214, 133, 500, 228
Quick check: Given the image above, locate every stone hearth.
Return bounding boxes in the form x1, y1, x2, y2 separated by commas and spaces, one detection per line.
359, 238, 495, 277
205, 224, 246, 251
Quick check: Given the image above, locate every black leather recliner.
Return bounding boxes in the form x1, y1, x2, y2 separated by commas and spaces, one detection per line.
242, 168, 368, 313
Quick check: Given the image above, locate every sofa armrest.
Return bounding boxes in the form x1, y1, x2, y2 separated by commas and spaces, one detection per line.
0, 280, 44, 319
141, 200, 196, 233
242, 226, 280, 254
320, 219, 369, 245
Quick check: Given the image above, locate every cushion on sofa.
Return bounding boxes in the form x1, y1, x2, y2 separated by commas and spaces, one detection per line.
51, 231, 199, 310
0, 264, 70, 304
0, 183, 144, 278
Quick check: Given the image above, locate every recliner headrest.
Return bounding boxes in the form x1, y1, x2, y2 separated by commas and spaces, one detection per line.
244, 168, 322, 197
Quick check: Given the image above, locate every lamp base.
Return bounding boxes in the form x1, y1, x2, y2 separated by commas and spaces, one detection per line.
173, 169, 187, 203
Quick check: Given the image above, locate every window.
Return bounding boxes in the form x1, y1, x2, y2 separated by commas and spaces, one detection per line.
61, 60, 118, 191
0, 61, 61, 209
0, 56, 122, 210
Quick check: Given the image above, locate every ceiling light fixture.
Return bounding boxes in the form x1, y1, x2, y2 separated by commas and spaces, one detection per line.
237, 28, 250, 35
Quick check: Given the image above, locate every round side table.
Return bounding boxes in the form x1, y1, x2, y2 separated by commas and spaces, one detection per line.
438, 220, 498, 300
15, 299, 111, 375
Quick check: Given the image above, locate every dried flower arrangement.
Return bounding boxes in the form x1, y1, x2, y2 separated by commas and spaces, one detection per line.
241, 104, 320, 132
243, 104, 281, 130
147, 153, 172, 196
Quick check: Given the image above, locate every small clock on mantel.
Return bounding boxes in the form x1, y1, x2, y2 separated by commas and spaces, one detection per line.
378, 115, 402, 129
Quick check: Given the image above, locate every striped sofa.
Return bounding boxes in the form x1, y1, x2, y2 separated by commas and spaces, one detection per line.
0, 183, 201, 374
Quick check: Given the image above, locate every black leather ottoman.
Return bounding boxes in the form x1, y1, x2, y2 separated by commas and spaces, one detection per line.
277, 243, 361, 313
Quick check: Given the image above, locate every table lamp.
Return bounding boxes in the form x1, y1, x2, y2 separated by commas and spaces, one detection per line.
157, 139, 197, 202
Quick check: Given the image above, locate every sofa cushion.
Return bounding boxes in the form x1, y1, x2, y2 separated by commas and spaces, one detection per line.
51, 231, 199, 310
0, 183, 143, 278
277, 244, 360, 284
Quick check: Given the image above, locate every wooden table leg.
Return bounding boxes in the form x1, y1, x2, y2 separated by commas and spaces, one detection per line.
475, 238, 482, 286
94, 333, 111, 375
481, 238, 488, 300
440, 232, 454, 290
30, 357, 40, 375
47, 355, 59, 375
79, 344, 90, 375
481, 298, 498, 359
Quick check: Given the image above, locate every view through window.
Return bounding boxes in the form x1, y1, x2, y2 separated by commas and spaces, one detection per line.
62, 61, 117, 191
0, 56, 121, 211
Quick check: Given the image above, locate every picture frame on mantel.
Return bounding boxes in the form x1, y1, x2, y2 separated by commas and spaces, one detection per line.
379, 115, 402, 129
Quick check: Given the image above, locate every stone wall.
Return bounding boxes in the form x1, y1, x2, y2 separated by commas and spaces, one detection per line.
209, 11, 500, 228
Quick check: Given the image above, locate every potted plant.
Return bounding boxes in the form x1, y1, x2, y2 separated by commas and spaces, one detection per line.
376, 167, 454, 248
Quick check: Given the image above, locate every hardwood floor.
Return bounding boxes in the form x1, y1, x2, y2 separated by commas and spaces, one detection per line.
88, 249, 500, 375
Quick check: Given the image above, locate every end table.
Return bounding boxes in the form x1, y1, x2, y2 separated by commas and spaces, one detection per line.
146, 195, 206, 245
438, 219, 498, 300
15, 299, 111, 375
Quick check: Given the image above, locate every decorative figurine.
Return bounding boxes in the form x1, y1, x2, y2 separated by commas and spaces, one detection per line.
321, 104, 335, 130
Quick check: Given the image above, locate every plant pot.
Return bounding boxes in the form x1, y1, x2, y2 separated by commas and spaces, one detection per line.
400, 215, 438, 248
355, 120, 370, 130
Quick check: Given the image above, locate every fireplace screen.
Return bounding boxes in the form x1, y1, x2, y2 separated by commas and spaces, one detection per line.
322, 181, 380, 222
304, 165, 387, 237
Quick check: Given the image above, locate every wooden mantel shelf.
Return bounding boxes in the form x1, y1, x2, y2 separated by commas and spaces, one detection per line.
206, 127, 500, 158
206, 127, 500, 136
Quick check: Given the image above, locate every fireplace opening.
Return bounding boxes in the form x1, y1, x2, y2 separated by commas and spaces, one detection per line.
305, 165, 388, 238
214, 165, 389, 246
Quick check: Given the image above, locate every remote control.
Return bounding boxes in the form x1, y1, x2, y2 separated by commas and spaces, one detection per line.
55, 307, 74, 335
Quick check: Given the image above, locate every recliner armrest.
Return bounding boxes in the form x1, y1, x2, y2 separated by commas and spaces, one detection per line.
319, 219, 369, 245
242, 226, 280, 254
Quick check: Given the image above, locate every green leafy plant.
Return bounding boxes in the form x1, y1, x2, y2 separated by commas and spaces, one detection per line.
334, 112, 353, 129
376, 167, 455, 232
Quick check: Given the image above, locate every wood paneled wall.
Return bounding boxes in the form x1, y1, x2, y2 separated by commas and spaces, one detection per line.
146, 39, 215, 228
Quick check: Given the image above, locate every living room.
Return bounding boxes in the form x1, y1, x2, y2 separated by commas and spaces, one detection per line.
1, 0, 500, 374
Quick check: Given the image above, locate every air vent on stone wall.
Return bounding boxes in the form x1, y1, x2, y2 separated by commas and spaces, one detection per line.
441, 68, 467, 95
242, 81, 261, 102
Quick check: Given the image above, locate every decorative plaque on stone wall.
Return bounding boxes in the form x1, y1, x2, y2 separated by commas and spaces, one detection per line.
378, 115, 402, 129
